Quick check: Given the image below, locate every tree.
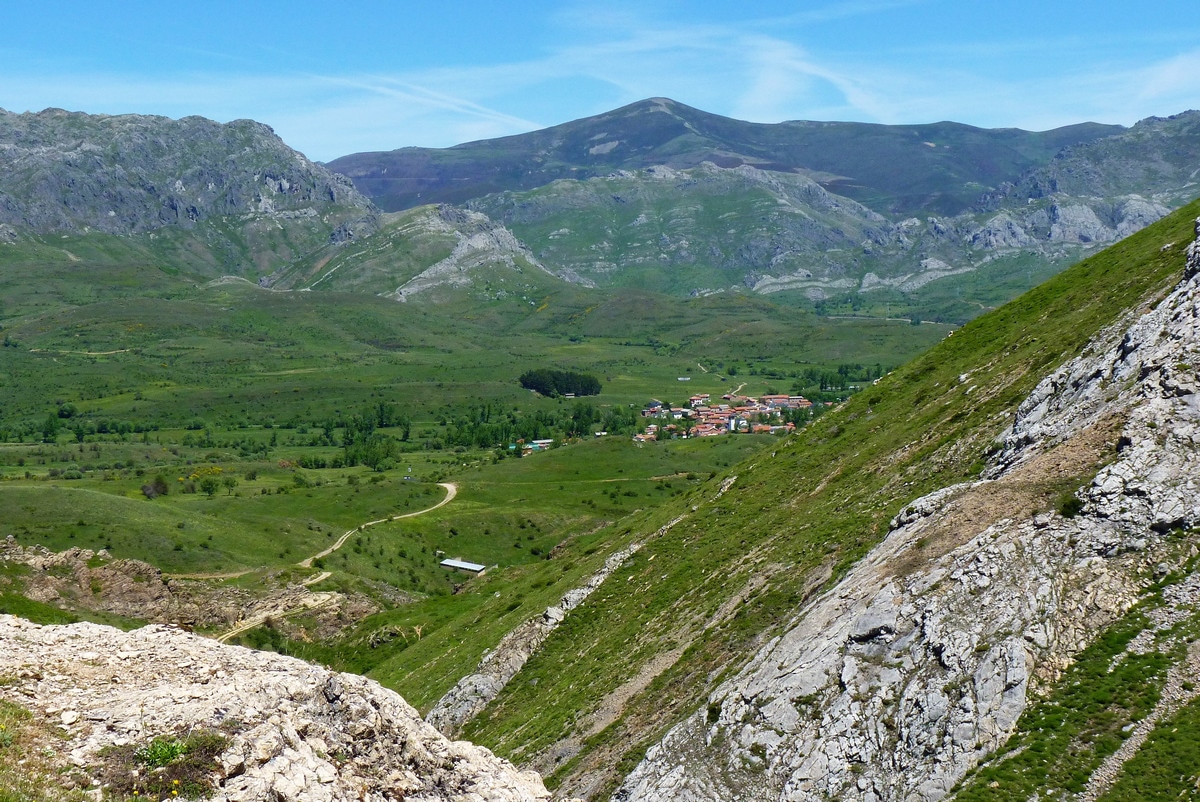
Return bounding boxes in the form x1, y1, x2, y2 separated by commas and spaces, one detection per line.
41, 412, 60, 443
199, 476, 220, 497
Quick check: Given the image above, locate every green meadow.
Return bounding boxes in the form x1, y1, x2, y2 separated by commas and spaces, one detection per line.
0, 231, 947, 644
8, 198, 1195, 796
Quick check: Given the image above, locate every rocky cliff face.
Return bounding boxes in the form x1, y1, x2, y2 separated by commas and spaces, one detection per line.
0, 615, 556, 801
615, 220, 1200, 800
0, 108, 377, 239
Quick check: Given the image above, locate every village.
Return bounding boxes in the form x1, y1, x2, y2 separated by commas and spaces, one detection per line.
508, 392, 819, 457
632, 392, 815, 442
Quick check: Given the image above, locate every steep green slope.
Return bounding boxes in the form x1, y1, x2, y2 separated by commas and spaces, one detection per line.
433, 198, 1200, 797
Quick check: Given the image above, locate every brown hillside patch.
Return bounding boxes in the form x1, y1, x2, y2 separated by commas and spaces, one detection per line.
890, 413, 1125, 576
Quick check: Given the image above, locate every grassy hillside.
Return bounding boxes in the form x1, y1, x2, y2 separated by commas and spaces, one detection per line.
3, 129, 1196, 796
442, 198, 1199, 796
0, 214, 944, 674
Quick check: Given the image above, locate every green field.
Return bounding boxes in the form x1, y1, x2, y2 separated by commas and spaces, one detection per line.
1, 231, 939, 634
4, 196, 1197, 797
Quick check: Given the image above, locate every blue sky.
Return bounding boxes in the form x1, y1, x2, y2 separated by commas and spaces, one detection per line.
2, 0, 1197, 161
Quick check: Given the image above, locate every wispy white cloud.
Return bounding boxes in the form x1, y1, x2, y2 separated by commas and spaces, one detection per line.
760, 0, 931, 27
309, 74, 542, 132
1133, 51, 1200, 109
2, 2, 1197, 161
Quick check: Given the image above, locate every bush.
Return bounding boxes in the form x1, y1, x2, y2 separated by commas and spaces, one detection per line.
1058, 493, 1085, 518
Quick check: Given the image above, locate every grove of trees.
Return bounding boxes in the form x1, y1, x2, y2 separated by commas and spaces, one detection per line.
518, 369, 601, 397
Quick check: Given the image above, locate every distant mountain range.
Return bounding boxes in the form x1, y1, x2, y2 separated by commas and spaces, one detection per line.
326, 100, 1200, 310
2, 99, 1199, 322
326, 98, 1125, 217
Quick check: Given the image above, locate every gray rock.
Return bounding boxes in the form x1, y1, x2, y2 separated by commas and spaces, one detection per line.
0, 108, 376, 237
0, 616, 557, 802
615, 218, 1200, 801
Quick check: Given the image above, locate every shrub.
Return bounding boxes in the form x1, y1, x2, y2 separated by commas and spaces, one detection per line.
101, 730, 230, 799
1058, 493, 1085, 518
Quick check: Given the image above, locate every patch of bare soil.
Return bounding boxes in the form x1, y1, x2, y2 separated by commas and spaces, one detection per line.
0, 539, 379, 640
891, 413, 1124, 577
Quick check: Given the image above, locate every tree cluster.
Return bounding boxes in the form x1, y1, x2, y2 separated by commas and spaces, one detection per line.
518, 369, 601, 397
443, 401, 640, 451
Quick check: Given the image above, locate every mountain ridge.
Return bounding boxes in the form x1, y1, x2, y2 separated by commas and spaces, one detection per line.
322, 101, 1199, 313
325, 97, 1127, 217
0, 106, 380, 281
3, 102, 1197, 321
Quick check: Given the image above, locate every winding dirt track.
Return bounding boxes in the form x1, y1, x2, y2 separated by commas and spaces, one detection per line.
297, 482, 457, 568
211, 482, 458, 641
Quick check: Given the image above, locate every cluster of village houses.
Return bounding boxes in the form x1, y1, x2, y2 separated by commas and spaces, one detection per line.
633, 393, 814, 442
509, 393, 819, 456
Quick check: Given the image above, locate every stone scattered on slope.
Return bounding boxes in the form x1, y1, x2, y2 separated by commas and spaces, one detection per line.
0, 616, 556, 801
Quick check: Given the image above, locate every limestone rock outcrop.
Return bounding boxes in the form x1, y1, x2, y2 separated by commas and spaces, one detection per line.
616, 219, 1200, 801
0, 615, 555, 801
0, 108, 377, 237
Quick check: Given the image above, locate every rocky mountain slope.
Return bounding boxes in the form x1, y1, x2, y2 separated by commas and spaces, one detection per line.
325, 101, 1199, 312
0, 614, 558, 801
0, 108, 379, 278
998, 110, 1200, 202
265, 203, 560, 301
326, 98, 1122, 216
617, 220, 1200, 801
466, 160, 1171, 301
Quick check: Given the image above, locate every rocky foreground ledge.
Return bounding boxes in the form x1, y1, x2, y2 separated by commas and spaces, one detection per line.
0, 615, 554, 801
